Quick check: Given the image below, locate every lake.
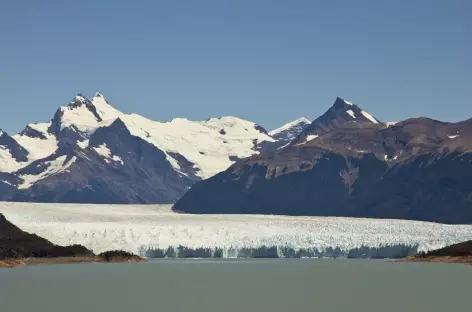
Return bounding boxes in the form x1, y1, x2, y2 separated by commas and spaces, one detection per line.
0, 259, 470, 312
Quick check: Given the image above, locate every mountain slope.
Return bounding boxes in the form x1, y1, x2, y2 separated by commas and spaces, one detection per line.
174, 98, 472, 224
1, 93, 277, 203
0, 129, 29, 173
11, 118, 196, 203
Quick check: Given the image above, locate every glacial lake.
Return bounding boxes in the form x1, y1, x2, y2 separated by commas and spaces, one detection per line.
0, 259, 470, 312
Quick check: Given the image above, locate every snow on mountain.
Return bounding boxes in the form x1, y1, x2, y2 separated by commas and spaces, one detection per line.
0, 145, 23, 173
269, 117, 310, 137
18, 155, 77, 189
92, 143, 124, 165
52, 94, 274, 178
346, 110, 356, 119
361, 110, 379, 124
56, 94, 123, 134
0, 94, 389, 204
0, 129, 29, 173
1, 202, 472, 257
266, 117, 311, 151
123, 115, 274, 178
305, 134, 319, 142
1, 93, 276, 198
13, 122, 58, 160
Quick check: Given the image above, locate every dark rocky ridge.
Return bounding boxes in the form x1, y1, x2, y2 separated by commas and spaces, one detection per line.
407, 240, 472, 264
0, 213, 145, 267
174, 98, 472, 224
420, 240, 472, 258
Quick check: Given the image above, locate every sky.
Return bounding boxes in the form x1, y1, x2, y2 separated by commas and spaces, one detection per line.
0, 0, 470, 134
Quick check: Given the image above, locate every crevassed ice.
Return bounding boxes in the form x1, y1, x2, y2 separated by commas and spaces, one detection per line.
1, 202, 471, 258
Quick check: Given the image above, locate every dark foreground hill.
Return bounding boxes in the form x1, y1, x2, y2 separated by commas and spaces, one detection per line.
408, 240, 472, 264
419, 240, 472, 258
0, 213, 144, 267
0, 213, 92, 259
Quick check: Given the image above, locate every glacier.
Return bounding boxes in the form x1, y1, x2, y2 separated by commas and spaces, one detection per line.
1, 202, 472, 259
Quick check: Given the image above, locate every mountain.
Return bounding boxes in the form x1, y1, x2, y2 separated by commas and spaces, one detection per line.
0, 93, 280, 203
292, 97, 384, 145
174, 97, 472, 224
266, 117, 311, 150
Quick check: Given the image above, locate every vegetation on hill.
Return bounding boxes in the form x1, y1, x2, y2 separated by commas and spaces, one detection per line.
0, 213, 145, 267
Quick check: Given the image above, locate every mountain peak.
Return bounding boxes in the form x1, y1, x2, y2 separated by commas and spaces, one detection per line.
68, 94, 91, 108
269, 117, 310, 136
69, 93, 111, 107
48, 93, 123, 135
292, 97, 383, 144
325, 97, 381, 125
333, 97, 354, 108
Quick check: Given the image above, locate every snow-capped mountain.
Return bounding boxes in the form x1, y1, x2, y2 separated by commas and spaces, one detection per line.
174, 97, 472, 224
292, 97, 384, 145
0, 93, 278, 203
267, 117, 310, 150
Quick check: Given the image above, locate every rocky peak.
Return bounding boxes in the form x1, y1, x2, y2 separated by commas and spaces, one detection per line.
293, 97, 383, 144
69, 94, 89, 107
48, 92, 121, 135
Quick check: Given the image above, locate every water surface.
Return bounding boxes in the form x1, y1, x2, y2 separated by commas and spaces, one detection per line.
0, 259, 470, 312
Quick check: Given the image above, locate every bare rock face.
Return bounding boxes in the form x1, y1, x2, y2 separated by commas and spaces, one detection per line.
174, 98, 472, 224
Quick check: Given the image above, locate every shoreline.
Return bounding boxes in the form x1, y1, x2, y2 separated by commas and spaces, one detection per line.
396, 256, 472, 265
0, 255, 147, 269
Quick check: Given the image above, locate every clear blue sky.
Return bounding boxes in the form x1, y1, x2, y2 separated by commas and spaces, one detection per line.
0, 0, 470, 133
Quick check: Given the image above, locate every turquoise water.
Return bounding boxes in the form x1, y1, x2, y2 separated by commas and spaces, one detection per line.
0, 259, 470, 312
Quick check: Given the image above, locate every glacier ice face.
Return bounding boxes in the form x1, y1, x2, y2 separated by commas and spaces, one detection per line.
1, 202, 472, 258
